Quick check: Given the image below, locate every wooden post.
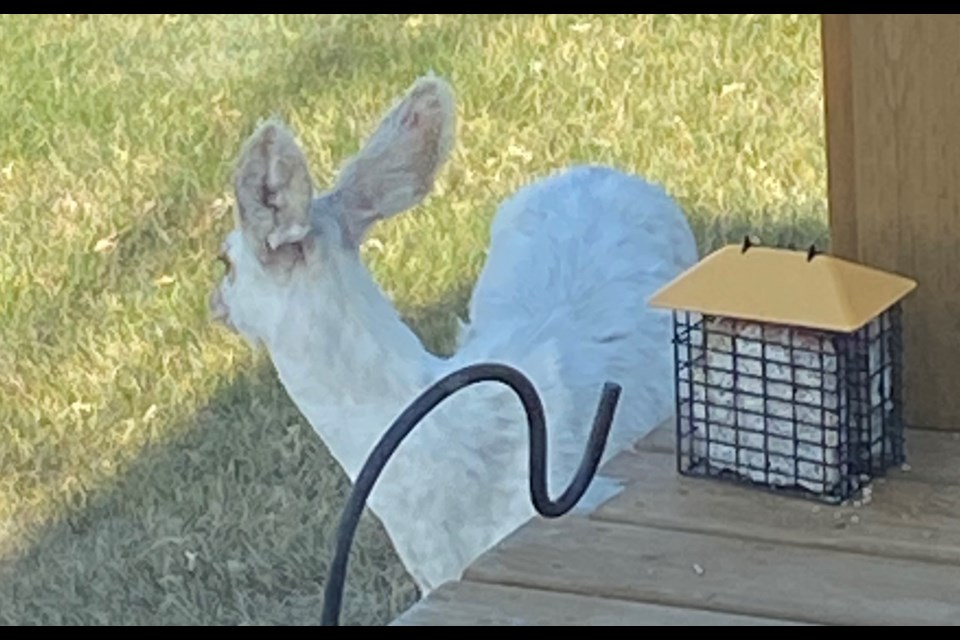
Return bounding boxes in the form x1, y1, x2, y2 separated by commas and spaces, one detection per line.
821, 14, 960, 430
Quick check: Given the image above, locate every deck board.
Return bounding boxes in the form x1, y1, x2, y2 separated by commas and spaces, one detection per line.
898, 428, 960, 485
463, 518, 960, 626
594, 449, 960, 565
391, 581, 809, 626
390, 421, 960, 626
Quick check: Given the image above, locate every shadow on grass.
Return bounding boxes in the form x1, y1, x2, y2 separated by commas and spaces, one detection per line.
0, 348, 419, 625
0, 258, 480, 626
0, 271, 489, 625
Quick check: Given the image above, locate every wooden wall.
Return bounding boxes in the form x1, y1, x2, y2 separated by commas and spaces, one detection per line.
821, 14, 960, 430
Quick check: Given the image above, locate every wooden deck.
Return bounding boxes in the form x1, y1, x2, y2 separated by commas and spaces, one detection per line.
392, 420, 960, 626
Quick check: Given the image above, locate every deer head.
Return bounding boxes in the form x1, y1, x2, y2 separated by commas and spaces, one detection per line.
209, 74, 456, 352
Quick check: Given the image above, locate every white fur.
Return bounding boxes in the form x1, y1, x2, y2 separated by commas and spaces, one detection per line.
570, 474, 627, 516
211, 76, 699, 596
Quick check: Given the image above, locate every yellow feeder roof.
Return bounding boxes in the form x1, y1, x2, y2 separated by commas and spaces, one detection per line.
649, 244, 918, 333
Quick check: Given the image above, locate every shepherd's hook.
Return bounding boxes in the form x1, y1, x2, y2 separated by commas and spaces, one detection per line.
320, 362, 621, 625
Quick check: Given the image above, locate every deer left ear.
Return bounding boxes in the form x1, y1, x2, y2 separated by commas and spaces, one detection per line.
233, 118, 315, 263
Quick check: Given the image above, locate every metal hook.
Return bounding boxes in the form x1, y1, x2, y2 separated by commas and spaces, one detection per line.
320, 363, 621, 626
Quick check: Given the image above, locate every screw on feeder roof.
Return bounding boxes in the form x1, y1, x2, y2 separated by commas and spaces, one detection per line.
740, 237, 820, 261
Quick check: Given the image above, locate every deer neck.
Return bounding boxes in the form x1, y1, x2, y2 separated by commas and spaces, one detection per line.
263, 250, 440, 482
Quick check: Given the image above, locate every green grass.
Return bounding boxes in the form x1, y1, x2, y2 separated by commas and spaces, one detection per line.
0, 14, 828, 625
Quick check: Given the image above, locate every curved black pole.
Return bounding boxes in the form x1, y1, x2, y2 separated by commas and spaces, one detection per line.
320, 362, 622, 626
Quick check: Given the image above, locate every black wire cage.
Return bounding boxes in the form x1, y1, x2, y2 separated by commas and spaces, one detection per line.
672, 305, 904, 503
649, 241, 918, 504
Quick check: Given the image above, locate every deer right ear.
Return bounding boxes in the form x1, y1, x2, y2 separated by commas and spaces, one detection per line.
330, 74, 456, 247
234, 118, 314, 263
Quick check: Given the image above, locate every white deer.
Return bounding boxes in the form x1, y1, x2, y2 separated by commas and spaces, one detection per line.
209, 74, 699, 596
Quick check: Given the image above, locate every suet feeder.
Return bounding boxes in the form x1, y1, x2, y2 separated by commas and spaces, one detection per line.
649, 238, 918, 504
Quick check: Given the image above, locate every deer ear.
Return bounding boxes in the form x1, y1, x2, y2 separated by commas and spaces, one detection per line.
331, 74, 456, 247
234, 118, 314, 262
